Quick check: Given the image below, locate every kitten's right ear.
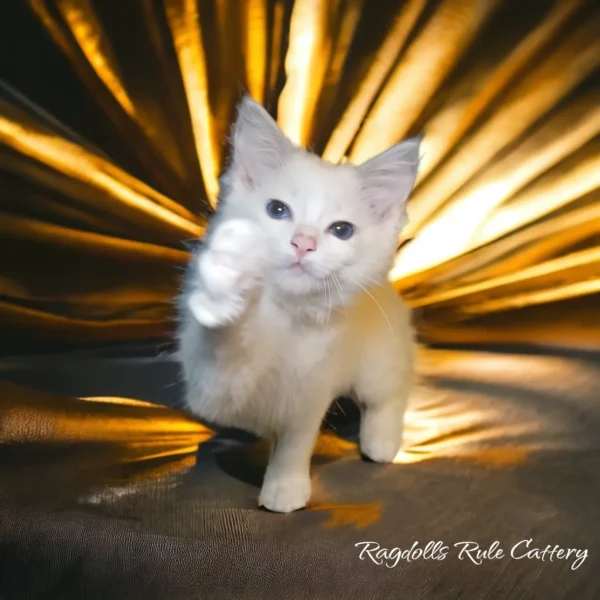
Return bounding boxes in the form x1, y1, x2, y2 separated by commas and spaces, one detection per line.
230, 96, 294, 190
357, 136, 421, 225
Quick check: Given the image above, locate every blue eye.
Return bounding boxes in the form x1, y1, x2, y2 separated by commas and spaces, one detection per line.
329, 221, 354, 240
266, 200, 291, 220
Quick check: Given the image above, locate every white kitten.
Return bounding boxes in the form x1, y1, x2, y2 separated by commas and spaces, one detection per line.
177, 96, 420, 513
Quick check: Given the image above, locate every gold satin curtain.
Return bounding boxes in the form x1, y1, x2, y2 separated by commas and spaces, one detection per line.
1, 0, 599, 354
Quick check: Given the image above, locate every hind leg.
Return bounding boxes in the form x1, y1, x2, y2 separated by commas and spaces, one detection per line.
356, 350, 413, 463
360, 395, 407, 462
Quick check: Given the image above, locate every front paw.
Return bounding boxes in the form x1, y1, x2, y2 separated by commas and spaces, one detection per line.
189, 219, 268, 327
187, 290, 245, 328
203, 219, 268, 293
259, 474, 311, 513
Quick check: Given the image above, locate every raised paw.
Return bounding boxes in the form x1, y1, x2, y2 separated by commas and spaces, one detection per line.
188, 219, 268, 328
259, 473, 311, 513
203, 219, 268, 294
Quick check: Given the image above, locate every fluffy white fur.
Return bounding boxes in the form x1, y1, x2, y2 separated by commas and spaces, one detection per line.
177, 96, 420, 513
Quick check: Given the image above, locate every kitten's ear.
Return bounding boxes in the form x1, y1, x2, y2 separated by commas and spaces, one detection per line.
357, 136, 422, 224
230, 95, 294, 190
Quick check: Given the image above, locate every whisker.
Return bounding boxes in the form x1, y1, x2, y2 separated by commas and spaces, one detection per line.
325, 275, 332, 329
331, 272, 348, 320
359, 273, 385, 288
316, 278, 323, 324
345, 274, 395, 337
334, 397, 347, 417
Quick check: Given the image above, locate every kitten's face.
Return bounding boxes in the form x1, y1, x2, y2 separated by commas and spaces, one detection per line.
219, 97, 420, 299
225, 154, 394, 297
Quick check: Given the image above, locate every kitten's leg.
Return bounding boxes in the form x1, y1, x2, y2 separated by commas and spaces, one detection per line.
187, 219, 268, 328
357, 349, 414, 463
359, 396, 407, 463
259, 406, 326, 513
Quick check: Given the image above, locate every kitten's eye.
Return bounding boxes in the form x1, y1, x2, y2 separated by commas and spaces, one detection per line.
329, 221, 355, 240
266, 200, 292, 220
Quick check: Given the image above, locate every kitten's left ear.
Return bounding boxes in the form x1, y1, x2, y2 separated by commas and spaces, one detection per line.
357, 136, 422, 225
230, 95, 294, 190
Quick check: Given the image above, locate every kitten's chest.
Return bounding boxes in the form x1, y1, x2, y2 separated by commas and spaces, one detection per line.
284, 326, 337, 371
255, 317, 337, 373
256, 300, 340, 367
219, 314, 337, 384
204, 314, 344, 433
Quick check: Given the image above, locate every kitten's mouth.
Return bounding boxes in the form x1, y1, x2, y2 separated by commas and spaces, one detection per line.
290, 261, 306, 272
281, 258, 320, 282
287, 261, 314, 278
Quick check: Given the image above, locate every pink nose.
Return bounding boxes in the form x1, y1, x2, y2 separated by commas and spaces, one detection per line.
291, 233, 317, 259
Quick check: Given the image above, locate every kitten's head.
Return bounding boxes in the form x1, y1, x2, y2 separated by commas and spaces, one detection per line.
218, 96, 420, 299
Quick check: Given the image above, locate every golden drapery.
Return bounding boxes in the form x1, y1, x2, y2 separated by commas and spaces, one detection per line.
0, 0, 598, 354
